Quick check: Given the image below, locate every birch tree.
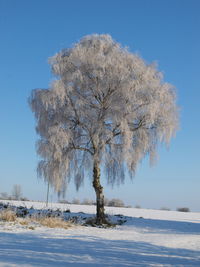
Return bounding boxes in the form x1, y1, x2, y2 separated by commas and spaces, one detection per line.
29, 34, 178, 224
12, 184, 22, 200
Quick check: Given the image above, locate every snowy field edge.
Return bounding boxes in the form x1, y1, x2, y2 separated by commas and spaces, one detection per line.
1, 199, 200, 223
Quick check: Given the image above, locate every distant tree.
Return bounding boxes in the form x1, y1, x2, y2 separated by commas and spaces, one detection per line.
29, 34, 178, 224
0, 192, 9, 200
82, 198, 94, 205
59, 199, 70, 204
12, 184, 22, 200
108, 198, 125, 207
72, 198, 80, 205
135, 205, 141, 209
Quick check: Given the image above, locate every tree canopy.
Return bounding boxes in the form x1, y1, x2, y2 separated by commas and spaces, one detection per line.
29, 34, 178, 223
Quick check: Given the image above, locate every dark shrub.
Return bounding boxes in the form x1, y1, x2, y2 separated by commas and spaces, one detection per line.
176, 207, 190, 212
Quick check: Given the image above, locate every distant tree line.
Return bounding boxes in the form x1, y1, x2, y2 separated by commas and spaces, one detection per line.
59, 198, 131, 208
59, 199, 191, 212
0, 184, 29, 201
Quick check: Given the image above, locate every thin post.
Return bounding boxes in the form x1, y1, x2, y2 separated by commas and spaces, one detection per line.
46, 181, 50, 207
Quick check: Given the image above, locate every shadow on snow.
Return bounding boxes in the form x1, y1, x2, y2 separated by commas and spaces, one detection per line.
125, 216, 200, 235
0, 231, 199, 267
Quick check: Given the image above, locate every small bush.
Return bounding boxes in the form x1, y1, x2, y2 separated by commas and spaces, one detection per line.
135, 205, 141, 209
160, 207, 171, 211
0, 210, 17, 222
59, 200, 70, 204
176, 207, 190, 212
20, 197, 29, 201
108, 198, 125, 207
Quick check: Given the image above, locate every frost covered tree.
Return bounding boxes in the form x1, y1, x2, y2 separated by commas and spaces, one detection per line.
29, 34, 178, 224
12, 184, 22, 200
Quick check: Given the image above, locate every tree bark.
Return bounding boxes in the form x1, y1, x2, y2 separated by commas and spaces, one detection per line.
93, 160, 106, 224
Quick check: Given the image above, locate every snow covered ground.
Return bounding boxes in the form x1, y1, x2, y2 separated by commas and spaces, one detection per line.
0, 200, 200, 266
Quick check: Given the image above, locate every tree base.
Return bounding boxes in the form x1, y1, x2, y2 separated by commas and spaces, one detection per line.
84, 216, 116, 228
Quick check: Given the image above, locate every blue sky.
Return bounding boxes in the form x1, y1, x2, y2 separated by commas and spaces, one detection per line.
0, 0, 199, 211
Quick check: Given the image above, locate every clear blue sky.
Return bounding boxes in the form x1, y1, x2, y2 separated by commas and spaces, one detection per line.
0, 0, 199, 211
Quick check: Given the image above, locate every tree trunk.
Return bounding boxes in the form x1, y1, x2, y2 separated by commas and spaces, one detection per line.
93, 160, 106, 224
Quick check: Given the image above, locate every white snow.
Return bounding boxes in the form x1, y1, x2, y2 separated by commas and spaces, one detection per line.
0, 200, 200, 266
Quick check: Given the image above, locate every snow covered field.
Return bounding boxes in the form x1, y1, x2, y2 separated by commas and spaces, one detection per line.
0, 200, 200, 266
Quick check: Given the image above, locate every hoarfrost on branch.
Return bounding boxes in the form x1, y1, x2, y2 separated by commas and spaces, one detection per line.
29, 34, 178, 194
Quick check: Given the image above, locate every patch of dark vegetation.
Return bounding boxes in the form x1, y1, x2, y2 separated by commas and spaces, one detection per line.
84, 217, 117, 228
0, 202, 71, 220
16, 206, 29, 217
114, 214, 127, 225
64, 209, 71, 213
117, 219, 127, 225
0, 201, 129, 228
83, 213, 128, 228
176, 207, 190, 212
114, 214, 124, 218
